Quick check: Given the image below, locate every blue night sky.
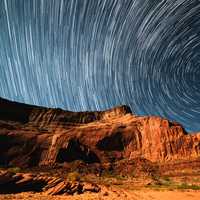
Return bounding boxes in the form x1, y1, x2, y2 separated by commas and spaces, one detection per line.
0, 0, 200, 132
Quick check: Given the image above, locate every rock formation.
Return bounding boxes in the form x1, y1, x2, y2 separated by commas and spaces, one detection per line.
0, 169, 100, 195
0, 97, 199, 169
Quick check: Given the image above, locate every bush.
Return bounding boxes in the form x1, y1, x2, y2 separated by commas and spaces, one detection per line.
163, 176, 171, 182
176, 183, 200, 190
67, 171, 81, 181
8, 167, 21, 173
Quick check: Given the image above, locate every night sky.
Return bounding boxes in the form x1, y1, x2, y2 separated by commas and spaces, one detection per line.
0, 0, 200, 132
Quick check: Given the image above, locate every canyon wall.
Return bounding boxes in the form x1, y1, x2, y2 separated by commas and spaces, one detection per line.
0, 97, 199, 168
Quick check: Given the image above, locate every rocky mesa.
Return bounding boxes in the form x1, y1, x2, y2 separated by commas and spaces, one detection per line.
0, 97, 200, 171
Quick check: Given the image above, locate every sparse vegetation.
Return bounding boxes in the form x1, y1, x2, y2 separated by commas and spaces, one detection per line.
151, 174, 161, 183
146, 176, 200, 191
7, 167, 21, 173
67, 171, 81, 181
163, 176, 171, 182
176, 183, 200, 190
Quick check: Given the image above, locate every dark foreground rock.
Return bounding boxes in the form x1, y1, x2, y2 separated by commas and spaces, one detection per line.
0, 170, 100, 195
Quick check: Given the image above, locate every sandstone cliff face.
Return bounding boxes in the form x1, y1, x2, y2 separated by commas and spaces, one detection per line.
0, 97, 199, 168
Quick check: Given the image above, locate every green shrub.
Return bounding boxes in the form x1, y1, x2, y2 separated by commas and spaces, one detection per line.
67, 171, 81, 181
8, 167, 21, 173
163, 176, 171, 182
176, 183, 200, 190
151, 174, 160, 182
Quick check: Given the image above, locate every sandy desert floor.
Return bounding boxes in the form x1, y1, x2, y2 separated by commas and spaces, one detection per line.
0, 189, 200, 200
1, 168, 200, 200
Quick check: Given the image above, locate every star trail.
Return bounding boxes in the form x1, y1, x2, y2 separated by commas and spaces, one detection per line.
0, 0, 200, 132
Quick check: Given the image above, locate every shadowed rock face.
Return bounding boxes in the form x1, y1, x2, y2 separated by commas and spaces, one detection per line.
0, 97, 200, 168
56, 139, 100, 163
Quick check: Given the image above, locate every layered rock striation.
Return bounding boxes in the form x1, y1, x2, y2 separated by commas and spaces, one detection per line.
0, 169, 100, 195
0, 97, 199, 168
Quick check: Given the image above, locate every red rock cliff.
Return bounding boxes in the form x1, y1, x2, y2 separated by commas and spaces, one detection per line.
0, 97, 199, 168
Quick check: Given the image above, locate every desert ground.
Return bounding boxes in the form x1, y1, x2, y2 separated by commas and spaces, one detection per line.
0, 189, 199, 200
0, 169, 200, 200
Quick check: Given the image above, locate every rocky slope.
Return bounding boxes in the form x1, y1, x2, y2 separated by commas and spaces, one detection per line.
0, 97, 199, 169
0, 169, 100, 195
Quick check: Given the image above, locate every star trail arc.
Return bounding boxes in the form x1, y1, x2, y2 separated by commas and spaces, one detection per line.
0, 0, 200, 132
